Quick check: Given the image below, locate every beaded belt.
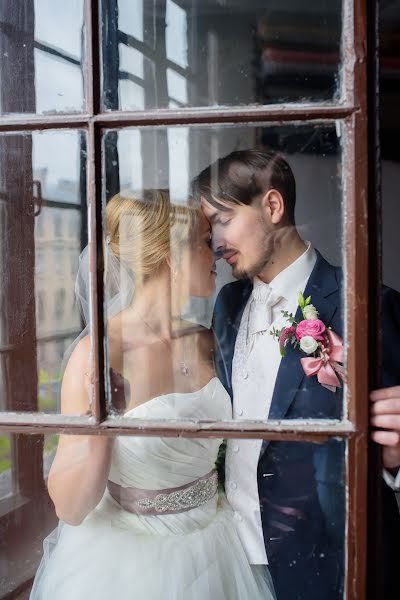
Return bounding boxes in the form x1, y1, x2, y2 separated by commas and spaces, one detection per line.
107, 469, 218, 516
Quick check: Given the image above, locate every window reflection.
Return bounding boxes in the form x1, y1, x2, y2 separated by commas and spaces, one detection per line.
0, 130, 87, 413
0, 434, 345, 598
0, 433, 12, 500
0, 0, 85, 115
166, 0, 188, 70
103, 123, 344, 420
104, 0, 342, 111
0, 433, 55, 596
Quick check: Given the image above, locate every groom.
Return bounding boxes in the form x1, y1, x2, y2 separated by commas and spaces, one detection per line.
193, 150, 400, 599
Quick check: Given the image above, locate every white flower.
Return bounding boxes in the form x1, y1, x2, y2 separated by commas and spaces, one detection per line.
303, 304, 319, 320
299, 335, 319, 355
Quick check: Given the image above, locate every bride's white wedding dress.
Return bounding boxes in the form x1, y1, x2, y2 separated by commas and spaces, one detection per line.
30, 378, 275, 599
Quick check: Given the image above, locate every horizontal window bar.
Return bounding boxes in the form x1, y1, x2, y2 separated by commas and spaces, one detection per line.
32, 198, 82, 211
34, 40, 81, 68
0, 329, 82, 354
0, 114, 91, 132
118, 30, 192, 80
0, 414, 354, 440
0, 103, 355, 132
94, 105, 355, 127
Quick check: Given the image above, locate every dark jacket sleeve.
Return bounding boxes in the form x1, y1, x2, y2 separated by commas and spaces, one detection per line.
380, 287, 400, 598
382, 286, 400, 386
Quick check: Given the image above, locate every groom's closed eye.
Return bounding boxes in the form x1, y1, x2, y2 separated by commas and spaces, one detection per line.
207, 208, 233, 224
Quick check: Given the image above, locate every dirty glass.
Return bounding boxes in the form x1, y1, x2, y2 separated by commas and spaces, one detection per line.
0, 0, 85, 115
0, 130, 88, 414
0, 434, 345, 599
102, 0, 342, 111
102, 122, 345, 421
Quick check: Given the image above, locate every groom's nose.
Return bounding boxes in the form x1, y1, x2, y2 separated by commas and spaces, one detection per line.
211, 231, 225, 258
212, 239, 224, 259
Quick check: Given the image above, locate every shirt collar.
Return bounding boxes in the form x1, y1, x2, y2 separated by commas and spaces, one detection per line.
253, 242, 317, 303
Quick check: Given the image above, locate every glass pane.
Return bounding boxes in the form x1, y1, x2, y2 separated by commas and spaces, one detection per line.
0, 0, 85, 115
0, 130, 89, 414
102, 123, 344, 421
0, 432, 57, 596
103, 0, 342, 110
0, 433, 13, 500
1, 434, 345, 598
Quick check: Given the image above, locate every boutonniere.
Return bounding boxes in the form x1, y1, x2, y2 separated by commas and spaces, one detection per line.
271, 292, 345, 392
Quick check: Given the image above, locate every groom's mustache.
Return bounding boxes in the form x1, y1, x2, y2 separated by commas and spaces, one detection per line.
214, 246, 239, 260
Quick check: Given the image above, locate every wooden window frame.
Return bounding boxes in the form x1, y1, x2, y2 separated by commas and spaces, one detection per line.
0, 1, 379, 599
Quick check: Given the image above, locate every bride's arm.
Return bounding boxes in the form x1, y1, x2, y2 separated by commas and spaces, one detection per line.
47, 337, 114, 526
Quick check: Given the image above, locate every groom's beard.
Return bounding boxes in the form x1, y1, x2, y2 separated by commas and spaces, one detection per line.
232, 249, 273, 280
232, 231, 276, 280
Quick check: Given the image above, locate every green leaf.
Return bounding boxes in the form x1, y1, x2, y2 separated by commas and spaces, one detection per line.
305, 295, 312, 305
298, 291, 305, 308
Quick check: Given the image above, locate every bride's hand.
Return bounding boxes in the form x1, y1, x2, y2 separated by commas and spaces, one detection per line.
370, 386, 400, 471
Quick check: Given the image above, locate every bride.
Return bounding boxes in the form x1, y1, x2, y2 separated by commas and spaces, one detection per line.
30, 189, 276, 600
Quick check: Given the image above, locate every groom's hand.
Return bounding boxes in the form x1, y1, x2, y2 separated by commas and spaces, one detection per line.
370, 386, 400, 471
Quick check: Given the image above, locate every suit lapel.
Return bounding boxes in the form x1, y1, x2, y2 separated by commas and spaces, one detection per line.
214, 280, 252, 394
232, 282, 252, 335
262, 253, 340, 453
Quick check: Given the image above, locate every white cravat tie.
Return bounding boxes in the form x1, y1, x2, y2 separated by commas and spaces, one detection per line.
247, 283, 283, 339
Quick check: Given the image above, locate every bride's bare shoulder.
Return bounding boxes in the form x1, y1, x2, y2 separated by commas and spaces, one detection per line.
64, 335, 90, 374
61, 336, 91, 415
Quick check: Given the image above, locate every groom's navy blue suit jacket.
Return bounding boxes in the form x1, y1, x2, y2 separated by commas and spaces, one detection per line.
213, 250, 400, 600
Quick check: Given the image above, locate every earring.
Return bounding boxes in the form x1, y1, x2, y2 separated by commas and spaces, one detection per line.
172, 267, 178, 282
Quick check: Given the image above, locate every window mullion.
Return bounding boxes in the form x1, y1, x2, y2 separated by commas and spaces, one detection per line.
342, 0, 369, 597
86, 0, 106, 422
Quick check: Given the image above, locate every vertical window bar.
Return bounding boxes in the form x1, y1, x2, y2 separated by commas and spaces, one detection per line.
342, 0, 356, 107
343, 1, 369, 598
85, 0, 106, 421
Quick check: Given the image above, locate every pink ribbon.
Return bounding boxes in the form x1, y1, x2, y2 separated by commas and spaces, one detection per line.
300, 330, 345, 392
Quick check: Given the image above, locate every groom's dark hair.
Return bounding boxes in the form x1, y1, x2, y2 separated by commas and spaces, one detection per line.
192, 149, 296, 225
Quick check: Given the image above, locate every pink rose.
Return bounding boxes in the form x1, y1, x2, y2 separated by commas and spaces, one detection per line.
295, 319, 326, 341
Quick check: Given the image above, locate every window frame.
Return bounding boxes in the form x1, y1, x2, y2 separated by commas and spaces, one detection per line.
0, 1, 375, 598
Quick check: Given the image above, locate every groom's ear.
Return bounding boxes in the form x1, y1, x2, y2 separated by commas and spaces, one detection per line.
261, 189, 285, 225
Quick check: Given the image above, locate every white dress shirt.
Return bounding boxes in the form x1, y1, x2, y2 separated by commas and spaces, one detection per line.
225, 242, 317, 565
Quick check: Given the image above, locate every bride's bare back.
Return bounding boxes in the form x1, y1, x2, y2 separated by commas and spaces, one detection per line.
107, 313, 216, 413
48, 189, 218, 525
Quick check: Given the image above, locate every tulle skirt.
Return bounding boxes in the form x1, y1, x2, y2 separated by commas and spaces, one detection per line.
30, 491, 275, 600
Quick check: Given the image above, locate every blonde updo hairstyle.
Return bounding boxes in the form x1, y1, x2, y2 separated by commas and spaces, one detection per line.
105, 189, 198, 287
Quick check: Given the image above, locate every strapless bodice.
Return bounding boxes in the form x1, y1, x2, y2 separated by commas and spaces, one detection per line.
108, 377, 232, 490
30, 378, 275, 600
